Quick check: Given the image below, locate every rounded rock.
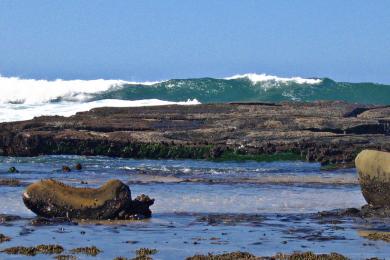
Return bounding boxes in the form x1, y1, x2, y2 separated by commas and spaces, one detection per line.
355, 149, 390, 207
23, 179, 132, 220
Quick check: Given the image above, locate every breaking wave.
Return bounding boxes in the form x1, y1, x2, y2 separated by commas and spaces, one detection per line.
1, 73, 390, 122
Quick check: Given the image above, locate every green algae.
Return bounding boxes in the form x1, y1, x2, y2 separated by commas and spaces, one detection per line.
215, 150, 304, 162
39, 139, 306, 163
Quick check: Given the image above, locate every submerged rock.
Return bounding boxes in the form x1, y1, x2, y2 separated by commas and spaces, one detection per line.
55, 255, 77, 260
22, 179, 154, 220
135, 248, 158, 258
8, 167, 18, 173
70, 246, 101, 256
359, 230, 390, 243
355, 150, 390, 207
75, 163, 82, 170
186, 251, 348, 260
30, 217, 77, 226
0, 214, 22, 224
0, 233, 11, 243
0, 244, 64, 256
0, 178, 22, 186
62, 166, 71, 172
359, 204, 390, 218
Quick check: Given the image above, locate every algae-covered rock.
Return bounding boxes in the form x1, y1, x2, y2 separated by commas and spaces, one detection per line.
355, 150, 390, 207
23, 179, 132, 220
23, 179, 154, 220
8, 167, 18, 173
186, 251, 348, 260
70, 246, 101, 256
0, 244, 64, 256
62, 166, 71, 172
75, 163, 82, 170
0, 233, 11, 243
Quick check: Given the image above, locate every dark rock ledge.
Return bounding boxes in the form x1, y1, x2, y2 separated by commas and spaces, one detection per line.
0, 101, 389, 167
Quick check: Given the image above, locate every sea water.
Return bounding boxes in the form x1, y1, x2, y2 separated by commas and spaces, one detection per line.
2, 73, 390, 122
0, 156, 388, 259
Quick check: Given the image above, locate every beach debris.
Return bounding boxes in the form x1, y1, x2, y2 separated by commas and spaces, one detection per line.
62, 166, 71, 172
70, 246, 101, 256
22, 179, 154, 220
75, 163, 82, 170
355, 150, 390, 207
0, 244, 64, 256
8, 166, 18, 173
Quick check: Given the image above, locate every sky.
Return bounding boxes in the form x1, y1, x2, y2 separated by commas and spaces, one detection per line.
1, 0, 390, 83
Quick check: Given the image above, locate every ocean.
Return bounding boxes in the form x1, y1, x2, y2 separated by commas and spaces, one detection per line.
1, 73, 390, 122
1, 73, 390, 259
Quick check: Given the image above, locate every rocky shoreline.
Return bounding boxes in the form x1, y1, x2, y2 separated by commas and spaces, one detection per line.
0, 101, 389, 167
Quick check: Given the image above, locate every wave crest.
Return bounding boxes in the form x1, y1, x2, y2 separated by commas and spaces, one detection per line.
224, 73, 322, 85
0, 75, 163, 105
0, 98, 200, 122
1, 73, 390, 122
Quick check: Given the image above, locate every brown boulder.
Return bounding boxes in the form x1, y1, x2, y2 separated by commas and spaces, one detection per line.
23, 179, 153, 220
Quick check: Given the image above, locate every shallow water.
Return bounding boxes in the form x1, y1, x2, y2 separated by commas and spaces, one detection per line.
0, 156, 388, 259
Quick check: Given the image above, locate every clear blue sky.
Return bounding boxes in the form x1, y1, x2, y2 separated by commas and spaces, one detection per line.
1, 0, 390, 83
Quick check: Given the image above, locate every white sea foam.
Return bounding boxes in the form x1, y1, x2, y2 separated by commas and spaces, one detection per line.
225, 73, 322, 85
0, 98, 200, 122
0, 73, 324, 122
0, 75, 163, 105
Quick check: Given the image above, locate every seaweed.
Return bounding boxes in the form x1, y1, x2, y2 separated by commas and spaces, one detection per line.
1, 244, 64, 256
70, 246, 102, 256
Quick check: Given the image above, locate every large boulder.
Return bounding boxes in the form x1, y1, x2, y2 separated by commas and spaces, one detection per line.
355, 150, 390, 207
22, 179, 153, 220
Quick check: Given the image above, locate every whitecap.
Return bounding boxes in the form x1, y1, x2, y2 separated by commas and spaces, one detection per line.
0, 98, 200, 122
0, 74, 165, 105
225, 73, 322, 85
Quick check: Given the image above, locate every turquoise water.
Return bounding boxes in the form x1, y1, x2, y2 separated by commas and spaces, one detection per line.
3, 73, 390, 122
0, 156, 389, 259
97, 77, 390, 105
